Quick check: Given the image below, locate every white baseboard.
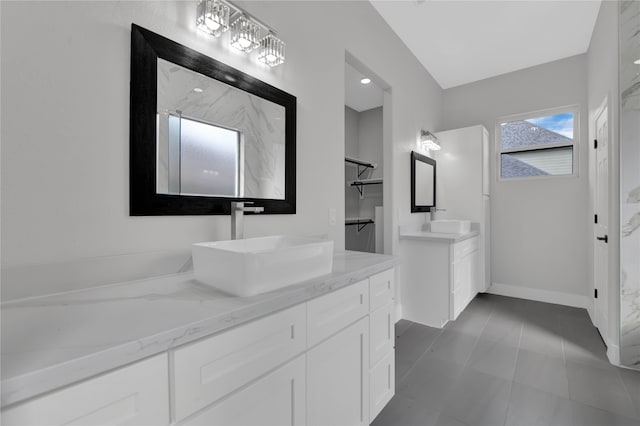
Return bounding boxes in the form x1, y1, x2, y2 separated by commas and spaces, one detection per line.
487, 282, 588, 309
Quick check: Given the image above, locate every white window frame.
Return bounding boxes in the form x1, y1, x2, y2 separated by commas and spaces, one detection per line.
496, 104, 580, 181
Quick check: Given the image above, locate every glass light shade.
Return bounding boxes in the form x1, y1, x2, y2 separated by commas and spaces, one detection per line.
196, 0, 230, 37
420, 131, 441, 151
258, 34, 285, 67
230, 16, 260, 53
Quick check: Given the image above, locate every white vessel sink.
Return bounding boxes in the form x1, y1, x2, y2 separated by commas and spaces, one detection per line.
192, 236, 334, 297
430, 219, 471, 234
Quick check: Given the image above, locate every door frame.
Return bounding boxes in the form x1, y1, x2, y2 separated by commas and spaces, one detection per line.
592, 96, 610, 339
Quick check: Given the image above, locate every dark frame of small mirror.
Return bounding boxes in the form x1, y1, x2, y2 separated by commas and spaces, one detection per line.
410, 151, 436, 213
130, 24, 296, 215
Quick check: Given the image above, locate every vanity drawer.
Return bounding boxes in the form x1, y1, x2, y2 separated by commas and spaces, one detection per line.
369, 269, 395, 312
307, 280, 369, 347
453, 236, 478, 260
370, 301, 394, 367
173, 304, 306, 422
2, 354, 169, 426
179, 355, 306, 426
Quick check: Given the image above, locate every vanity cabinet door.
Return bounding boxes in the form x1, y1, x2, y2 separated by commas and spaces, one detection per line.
180, 355, 305, 426
452, 238, 479, 320
370, 350, 395, 423
307, 317, 369, 426
1, 354, 169, 426
370, 302, 394, 367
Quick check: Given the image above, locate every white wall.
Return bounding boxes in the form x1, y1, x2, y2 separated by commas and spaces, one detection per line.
586, 0, 620, 357
442, 55, 590, 300
1, 1, 443, 271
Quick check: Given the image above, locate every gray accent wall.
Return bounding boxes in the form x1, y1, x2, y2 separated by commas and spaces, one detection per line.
442, 55, 590, 301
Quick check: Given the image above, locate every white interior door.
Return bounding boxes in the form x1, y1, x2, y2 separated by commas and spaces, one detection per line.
594, 101, 609, 337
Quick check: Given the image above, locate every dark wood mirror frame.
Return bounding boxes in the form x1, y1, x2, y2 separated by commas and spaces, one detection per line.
410, 151, 436, 213
130, 24, 296, 216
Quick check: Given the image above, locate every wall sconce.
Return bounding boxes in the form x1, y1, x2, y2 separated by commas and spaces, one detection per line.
420, 130, 441, 151
196, 0, 286, 67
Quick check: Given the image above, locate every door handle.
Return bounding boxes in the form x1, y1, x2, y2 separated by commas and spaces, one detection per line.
596, 235, 608, 243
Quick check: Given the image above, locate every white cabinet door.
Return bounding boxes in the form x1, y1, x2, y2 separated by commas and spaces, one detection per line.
2, 354, 169, 426
369, 351, 395, 423
180, 355, 306, 426
370, 302, 394, 367
452, 255, 471, 320
307, 317, 369, 426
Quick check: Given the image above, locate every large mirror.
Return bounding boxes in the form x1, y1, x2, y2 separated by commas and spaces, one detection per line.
130, 24, 296, 215
411, 151, 436, 213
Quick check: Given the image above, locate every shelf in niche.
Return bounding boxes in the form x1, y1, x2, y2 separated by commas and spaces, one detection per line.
345, 217, 374, 232
345, 156, 377, 178
348, 178, 383, 197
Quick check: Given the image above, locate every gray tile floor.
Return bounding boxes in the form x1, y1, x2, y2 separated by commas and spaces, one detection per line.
373, 294, 640, 426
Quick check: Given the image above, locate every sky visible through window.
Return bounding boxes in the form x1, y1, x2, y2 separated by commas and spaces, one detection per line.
526, 112, 574, 139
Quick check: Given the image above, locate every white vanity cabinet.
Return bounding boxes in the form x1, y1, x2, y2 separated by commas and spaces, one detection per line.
401, 235, 479, 328
1, 354, 170, 426
2, 268, 396, 426
368, 269, 395, 422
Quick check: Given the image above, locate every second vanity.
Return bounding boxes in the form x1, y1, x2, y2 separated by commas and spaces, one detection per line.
1, 251, 397, 426
399, 224, 480, 328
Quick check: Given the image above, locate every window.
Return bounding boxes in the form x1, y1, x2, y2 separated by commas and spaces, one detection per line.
165, 114, 243, 197
497, 106, 578, 180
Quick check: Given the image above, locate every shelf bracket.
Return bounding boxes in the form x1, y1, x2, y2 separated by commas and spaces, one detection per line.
357, 164, 372, 178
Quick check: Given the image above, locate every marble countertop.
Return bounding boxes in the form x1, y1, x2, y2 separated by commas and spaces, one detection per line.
399, 228, 479, 243
0, 250, 397, 408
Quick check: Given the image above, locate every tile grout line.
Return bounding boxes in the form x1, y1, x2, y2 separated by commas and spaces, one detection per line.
396, 327, 444, 385
614, 366, 640, 420
501, 322, 524, 426
443, 306, 495, 426
460, 307, 494, 369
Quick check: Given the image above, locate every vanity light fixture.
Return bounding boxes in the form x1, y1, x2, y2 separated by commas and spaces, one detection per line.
195, 0, 286, 66
360, 78, 371, 85
634, 58, 640, 65
420, 130, 441, 151
230, 15, 260, 53
196, 0, 230, 37
258, 33, 285, 67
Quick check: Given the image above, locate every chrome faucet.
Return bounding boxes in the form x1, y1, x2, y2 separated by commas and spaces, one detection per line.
430, 207, 447, 221
230, 201, 264, 240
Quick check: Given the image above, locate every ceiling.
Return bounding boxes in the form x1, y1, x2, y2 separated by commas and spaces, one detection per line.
345, 62, 384, 112
370, 0, 601, 89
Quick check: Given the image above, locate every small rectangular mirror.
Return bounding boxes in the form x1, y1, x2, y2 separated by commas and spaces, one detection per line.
411, 151, 436, 213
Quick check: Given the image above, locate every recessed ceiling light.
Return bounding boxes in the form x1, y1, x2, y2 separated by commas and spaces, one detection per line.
634, 58, 640, 65
193, 87, 203, 93
360, 78, 371, 85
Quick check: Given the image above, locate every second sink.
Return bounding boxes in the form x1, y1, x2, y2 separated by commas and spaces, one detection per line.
429, 219, 471, 234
